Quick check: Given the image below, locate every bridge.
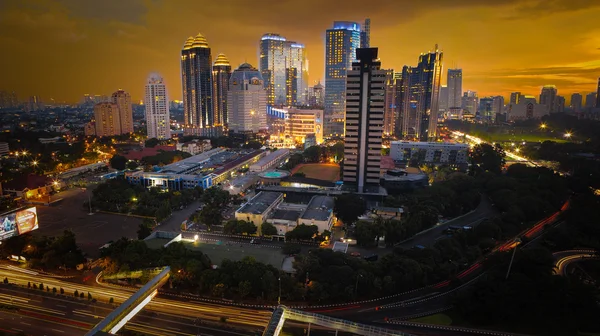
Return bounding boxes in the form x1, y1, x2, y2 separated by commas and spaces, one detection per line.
263, 305, 412, 336
85, 267, 170, 336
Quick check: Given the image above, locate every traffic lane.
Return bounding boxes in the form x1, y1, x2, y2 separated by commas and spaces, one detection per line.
398, 196, 495, 249
157, 200, 201, 232
0, 311, 85, 336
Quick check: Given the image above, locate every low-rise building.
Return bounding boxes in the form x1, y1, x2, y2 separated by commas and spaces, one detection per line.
507, 101, 549, 121
125, 171, 213, 190
372, 206, 403, 220
249, 149, 290, 172
298, 195, 334, 233
0, 142, 9, 156
2, 174, 59, 201
235, 191, 284, 229
176, 139, 212, 155
390, 141, 469, 165
266, 209, 303, 236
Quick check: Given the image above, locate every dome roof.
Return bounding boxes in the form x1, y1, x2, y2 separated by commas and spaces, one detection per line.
214, 53, 230, 66
192, 33, 209, 48
230, 63, 263, 85
237, 62, 256, 70
182, 36, 194, 50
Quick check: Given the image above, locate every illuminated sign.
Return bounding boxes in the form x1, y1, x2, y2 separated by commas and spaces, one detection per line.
0, 207, 39, 241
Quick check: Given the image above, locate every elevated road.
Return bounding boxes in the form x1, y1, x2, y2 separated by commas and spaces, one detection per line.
554, 250, 598, 276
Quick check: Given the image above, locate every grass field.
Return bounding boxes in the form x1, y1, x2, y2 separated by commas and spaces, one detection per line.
292, 163, 340, 182
473, 132, 568, 144
183, 241, 285, 269
409, 313, 453, 325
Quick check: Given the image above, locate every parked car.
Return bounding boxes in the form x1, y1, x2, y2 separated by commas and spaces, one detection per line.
350, 252, 361, 257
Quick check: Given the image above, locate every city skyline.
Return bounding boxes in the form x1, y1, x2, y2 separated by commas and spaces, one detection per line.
1, 1, 600, 103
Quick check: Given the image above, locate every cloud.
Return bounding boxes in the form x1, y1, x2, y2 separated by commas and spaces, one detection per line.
55, 0, 154, 24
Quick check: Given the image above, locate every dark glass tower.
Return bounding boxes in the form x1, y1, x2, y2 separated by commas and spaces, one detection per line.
181, 33, 213, 128
212, 53, 231, 127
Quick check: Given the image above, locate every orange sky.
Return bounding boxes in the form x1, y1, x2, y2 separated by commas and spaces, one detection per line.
1, 0, 599, 104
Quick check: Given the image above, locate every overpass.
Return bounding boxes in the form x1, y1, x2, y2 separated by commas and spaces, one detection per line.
85, 267, 170, 336
263, 305, 412, 336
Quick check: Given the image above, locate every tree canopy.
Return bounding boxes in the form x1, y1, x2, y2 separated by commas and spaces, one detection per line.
333, 194, 366, 227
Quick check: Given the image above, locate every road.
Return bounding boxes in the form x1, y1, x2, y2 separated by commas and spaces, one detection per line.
553, 249, 598, 276
396, 195, 496, 249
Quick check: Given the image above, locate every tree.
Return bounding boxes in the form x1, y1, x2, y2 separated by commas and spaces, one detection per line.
39, 282, 44, 291
145, 138, 160, 148
286, 224, 318, 241
354, 221, 378, 246
60, 288, 64, 295
52, 287, 57, 294
2, 277, 7, 284
333, 194, 366, 227
109, 154, 128, 170
74, 290, 79, 297
80, 292, 85, 298
137, 219, 153, 240
126, 161, 139, 170
292, 172, 306, 178
109, 297, 114, 304
471, 143, 506, 175
303, 146, 322, 163
282, 243, 301, 255
88, 292, 92, 300
261, 222, 278, 236
155, 201, 172, 221
242, 140, 262, 150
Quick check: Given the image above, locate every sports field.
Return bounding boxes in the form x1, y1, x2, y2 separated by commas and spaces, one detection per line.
473, 132, 567, 143
292, 163, 340, 182
183, 241, 285, 269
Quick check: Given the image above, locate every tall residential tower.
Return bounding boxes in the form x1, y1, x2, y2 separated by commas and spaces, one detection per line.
324, 21, 361, 137
181, 33, 214, 133
212, 54, 232, 127
343, 48, 384, 193
447, 69, 462, 109
144, 74, 171, 140
111, 90, 133, 134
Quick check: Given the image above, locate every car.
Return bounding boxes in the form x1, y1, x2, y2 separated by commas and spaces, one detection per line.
250, 239, 261, 244
364, 254, 378, 262
350, 252, 361, 257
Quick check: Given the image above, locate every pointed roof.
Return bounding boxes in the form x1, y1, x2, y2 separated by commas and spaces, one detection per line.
214, 53, 230, 66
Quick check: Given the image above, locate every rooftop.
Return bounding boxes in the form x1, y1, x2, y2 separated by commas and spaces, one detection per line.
159, 148, 223, 174
300, 196, 334, 222
237, 191, 283, 215
3, 173, 52, 191
374, 206, 404, 214
251, 149, 289, 168
269, 209, 302, 222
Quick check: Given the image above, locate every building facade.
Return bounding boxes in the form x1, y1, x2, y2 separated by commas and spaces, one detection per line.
343, 48, 384, 193
181, 34, 214, 130
596, 77, 600, 108
570, 93, 582, 112
585, 92, 597, 109
308, 82, 325, 107
286, 108, 324, 145
144, 74, 171, 140
447, 68, 462, 109
510, 92, 522, 105
324, 21, 361, 137
93, 102, 121, 137
360, 18, 370, 48
390, 141, 469, 164
111, 90, 133, 134
461, 90, 478, 115
539, 85, 557, 113
508, 101, 549, 120
383, 69, 396, 136
212, 54, 231, 127
227, 63, 267, 134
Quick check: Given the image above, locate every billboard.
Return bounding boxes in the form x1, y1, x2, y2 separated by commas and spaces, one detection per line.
0, 207, 38, 242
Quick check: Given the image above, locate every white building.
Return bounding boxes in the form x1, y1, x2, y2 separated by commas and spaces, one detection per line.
390, 141, 469, 164
227, 63, 267, 134
144, 74, 171, 140
297, 196, 335, 233
249, 149, 290, 172
447, 69, 462, 109
343, 48, 384, 193
176, 139, 211, 155
508, 101, 549, 121
235, 191, 284, 228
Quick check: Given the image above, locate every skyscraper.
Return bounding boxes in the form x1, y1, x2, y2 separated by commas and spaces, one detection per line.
94, 102, 121, 137
308, 82, 324, 107
398, 47, 443, 141
144, 74, 171, 140
343, 48, 384, 193
447, 69, 462, 109
479, 97, 494, 121
360, 18, 371, 48
585, 92, 597, 109
212, 54, 231, 127
492, 95, 505, 121
510, 92, 522, 105
324, 21, 361, 137
227, 63, 267, 134
259, 34, 308, 106
570, 93, 582, 112
383, 69, 396, 136
596, 77, 600, 108
461, 91, 478, 115
438, 85, 448, 112
111, 90, 133, 134
181, 33, 213, 129
556, 95, 565, 113
539, 85, 557, 113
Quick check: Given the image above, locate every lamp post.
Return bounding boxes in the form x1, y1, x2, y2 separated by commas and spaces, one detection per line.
354, 274, 363, 299
88, 191, 93, 215
278, 277, 281, 305
505, 238, 522, 280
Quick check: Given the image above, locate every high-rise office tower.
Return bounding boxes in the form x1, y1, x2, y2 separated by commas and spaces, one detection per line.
360, 18, 370, 48
492, 96, 505, 118
509, 92, 521, 105
324, 21, 361, 137
393, 72, 403, 136
259, 34, 308, 106
461, 90, 478, 115
556, 95, 565, 113
397, 46, 443, 141
111, 90, 133, 134
227, 63, 267, 134
479, 97, 494, 121
94, 102, 121, 137
308, 82, 325, 107
539, 85, 557, 113
438, 85, 448, 111
585, 92, 597, 109
596, 77, 600, 108
27, 96, 43, 112
343, 48, 384, 193
212, 53, 231, 126
447, 69, 462, 108
570, 93, 582, 112
181, 33, 213, 128
383, 69, 396, 136
144, 74, 171, 140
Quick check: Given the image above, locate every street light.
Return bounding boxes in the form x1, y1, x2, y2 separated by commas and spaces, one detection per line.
540, 123, 547, 129
278, 277, 282, 305
194, 235, 199, 242
32, 160, 38, 166
505, 238, 522, 280
564, 132, 572, 139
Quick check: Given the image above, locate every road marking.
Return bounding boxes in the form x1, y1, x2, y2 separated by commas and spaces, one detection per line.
52, 329, 65, 333
21, 322, 31, 326
56, 304, 66, 308
12, 328, 23, 331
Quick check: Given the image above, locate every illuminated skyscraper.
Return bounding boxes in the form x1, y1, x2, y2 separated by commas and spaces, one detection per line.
94, 102, 121, 137
539, 85, 558, 113
447, 69, 462, 108
227, 63, 267, 134
360, 18, 371, 48
308, 81, 324, 107
585, 92, 597, 109
343, 48, 384, 193
259, 34, 308, 106
510, 92, 522, 105
556, 95, 565, 113
383, 69, 396, 136
181, 33, 214, 130
438, 85, 448, 111
570, 93, 582, 112
596, 77, 600, 108
461, 90, 478, 115
144, 74, 171, 140
324, 21, 361, 137
398, 47, 443, 141
212, 53, 231, 126
111, 90, 133, 133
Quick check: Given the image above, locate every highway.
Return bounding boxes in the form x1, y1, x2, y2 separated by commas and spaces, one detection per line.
553, 249, 598, 276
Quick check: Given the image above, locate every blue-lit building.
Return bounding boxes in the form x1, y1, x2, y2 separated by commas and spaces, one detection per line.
324, 21, 361, 137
